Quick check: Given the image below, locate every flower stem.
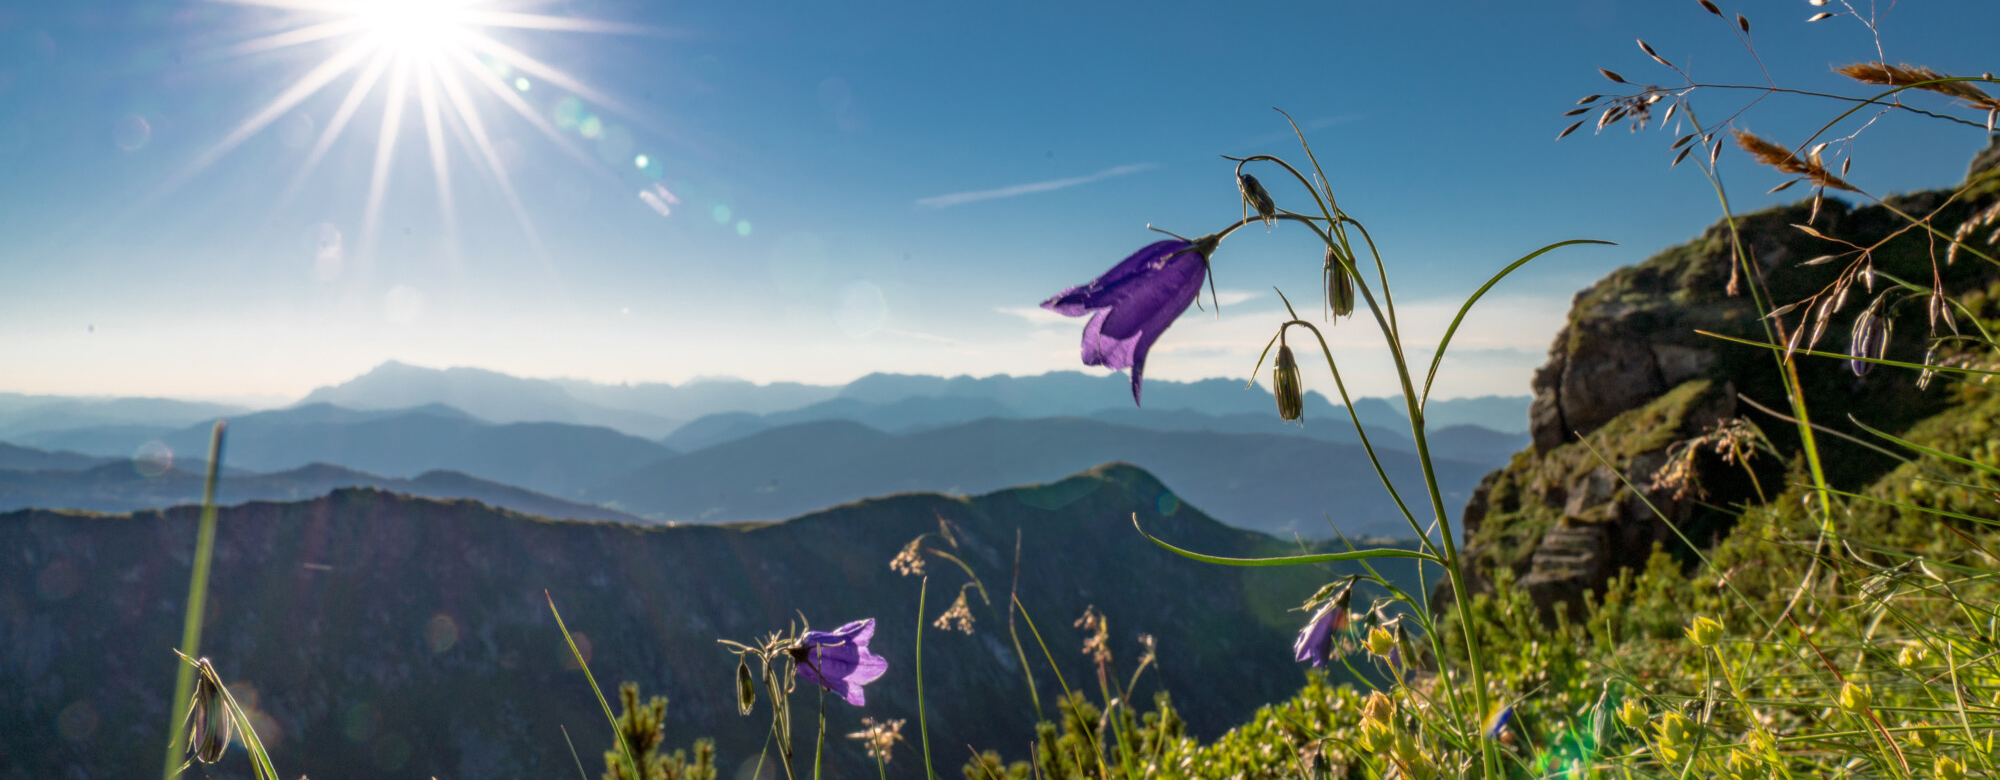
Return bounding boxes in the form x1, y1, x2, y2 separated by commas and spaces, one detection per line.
812, 687, 825, 780
916, 577, 936, 780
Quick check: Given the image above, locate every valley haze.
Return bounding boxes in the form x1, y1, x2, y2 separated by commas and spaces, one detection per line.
0, 364, 1528, 538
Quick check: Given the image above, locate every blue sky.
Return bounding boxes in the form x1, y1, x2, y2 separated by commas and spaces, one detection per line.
2, 0, 1996, 405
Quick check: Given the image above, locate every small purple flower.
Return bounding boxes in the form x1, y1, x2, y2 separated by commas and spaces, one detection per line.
1042, 238, 1215, 405
1485, 705, 1515, 740
1292, 600, 1348, 667
791, 618, 888, 706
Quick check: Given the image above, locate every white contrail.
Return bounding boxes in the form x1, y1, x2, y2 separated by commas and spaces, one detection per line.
915, 163, 1157, 209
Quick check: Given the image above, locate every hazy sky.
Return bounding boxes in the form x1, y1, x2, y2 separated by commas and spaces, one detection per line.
2, 1, 1996, 404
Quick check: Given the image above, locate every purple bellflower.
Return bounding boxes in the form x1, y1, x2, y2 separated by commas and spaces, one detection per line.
1041, 237, 1218, 405
1292, 599, 1349, 667
791, 618, 888, 706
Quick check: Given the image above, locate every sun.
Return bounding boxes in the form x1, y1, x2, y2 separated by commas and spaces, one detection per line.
354, 0, 472, 56
172, 0, 651, 263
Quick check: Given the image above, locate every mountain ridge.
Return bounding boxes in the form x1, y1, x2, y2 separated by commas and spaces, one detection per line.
0, 463, 1424, 780
595, 414, 1489, 538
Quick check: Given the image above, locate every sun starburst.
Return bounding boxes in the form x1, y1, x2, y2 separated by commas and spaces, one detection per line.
175, 0, 653, 265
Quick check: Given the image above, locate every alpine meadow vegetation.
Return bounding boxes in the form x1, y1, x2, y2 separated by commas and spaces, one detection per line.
157, 3, 2000, 779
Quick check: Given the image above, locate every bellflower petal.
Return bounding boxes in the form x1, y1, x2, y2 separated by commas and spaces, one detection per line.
1292, 601, 1346, 667
1041, 240, 1209, 405
794, 618, 888, 706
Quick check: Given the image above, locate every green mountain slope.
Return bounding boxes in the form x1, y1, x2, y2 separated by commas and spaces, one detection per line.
0, 464, 1425, 780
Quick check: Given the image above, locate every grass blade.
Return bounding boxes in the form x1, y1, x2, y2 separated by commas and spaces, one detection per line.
1420, 240, 1614, 407
547, 591, 642, 780
1848, 417, 2000, 479
163, 421, 227, 780
1696, 330, 2000, 378
1133, 513, 1441, 566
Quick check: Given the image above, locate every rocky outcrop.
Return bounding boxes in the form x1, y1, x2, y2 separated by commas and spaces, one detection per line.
1454, 158, 2000, 622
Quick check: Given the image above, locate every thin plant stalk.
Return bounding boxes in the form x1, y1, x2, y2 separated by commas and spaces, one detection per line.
916, 577, 936, 780
162, 420, 227, 780
546, 592, 643, 780
812, 687, 826, 780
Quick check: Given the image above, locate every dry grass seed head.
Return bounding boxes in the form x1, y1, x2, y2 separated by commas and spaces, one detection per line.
1834, 62, 1999, 108
889, 537, 926, 576
933, 588, 975, 634
1948, 200, 2000, 265
1733, 130, 1858, 193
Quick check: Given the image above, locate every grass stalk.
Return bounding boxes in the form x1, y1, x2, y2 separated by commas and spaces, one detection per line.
546, 592, 643, 780
917, 576, 936, 780
162, 420, 227, 780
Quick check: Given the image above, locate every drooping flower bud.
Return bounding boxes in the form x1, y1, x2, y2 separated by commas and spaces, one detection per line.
1850, 307, 1889, 376
1937, 756, 1966, 780
1273, 343, 1304, 423
1324, 246, 1355, 319
1238, 173, 1277, 227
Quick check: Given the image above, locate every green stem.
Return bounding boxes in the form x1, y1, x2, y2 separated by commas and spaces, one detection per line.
163, 421, 227, 780
812, 687, 825, 780
916, 577, 936, 780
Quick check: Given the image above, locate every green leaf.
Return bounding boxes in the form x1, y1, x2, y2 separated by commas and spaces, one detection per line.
1132, 513, 1441, 566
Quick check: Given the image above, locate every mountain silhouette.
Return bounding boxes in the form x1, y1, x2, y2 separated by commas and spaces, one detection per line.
0, 456, 645, 522
0, 463, 1423, 779
20, 403, 674, 497
595, 416, 1487, 538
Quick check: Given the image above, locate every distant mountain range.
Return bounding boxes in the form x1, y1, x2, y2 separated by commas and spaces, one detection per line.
0, 400, 1509, 538
0, 464, 1427, 780
292, 362, 1531, 439
0, 392, 248, 439
0, 456, 645, 522
17, 403, 674, 498
0, 364, 1529, 538
298, 361, 687, 439
661, 393, 1528, 465
0, 441, 111, 472
594, 416, 1490, 538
